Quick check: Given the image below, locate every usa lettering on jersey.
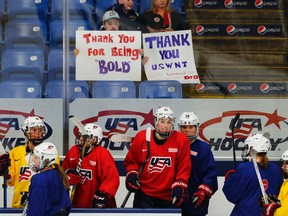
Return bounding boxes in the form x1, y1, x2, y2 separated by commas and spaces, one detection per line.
148, 157, 171, 173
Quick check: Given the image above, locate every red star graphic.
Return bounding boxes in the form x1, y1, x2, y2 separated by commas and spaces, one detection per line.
140, 109, 155, 127
264, 109, 286, 129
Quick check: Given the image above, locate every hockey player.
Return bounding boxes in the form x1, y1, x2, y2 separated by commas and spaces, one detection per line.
124, 106, 191, 208
7, 116, 60, 208
223, 133, 283, 216
62, 123, 120, 208
26, 142, 71, 216
178, 112, 218, 216
260, 149, 288, 216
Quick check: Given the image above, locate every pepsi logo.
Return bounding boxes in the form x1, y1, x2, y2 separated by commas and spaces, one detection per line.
226, 25, 236, 35
257, 25, 267, 35
194, 0, 203, 8
224, 0, 233, 8
260, 83, 269, 93
196, 25, 205, 35
196, 83, 205, 93
228, 83, 237, 93
254, 0, 264, 8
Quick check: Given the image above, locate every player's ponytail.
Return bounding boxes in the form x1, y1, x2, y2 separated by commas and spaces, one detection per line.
54, 163, 70, 191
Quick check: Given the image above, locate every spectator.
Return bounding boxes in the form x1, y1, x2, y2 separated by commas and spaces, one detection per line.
100, 10, 121, 31
109, 0, 141, 31
141, 0, 184, 33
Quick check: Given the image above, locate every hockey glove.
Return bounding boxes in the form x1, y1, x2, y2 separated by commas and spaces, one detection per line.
259, 194, 280, 206
0, 153, 10, 176
171, 180, 188, 207
192, 184, 213, 209
262, 203, 280, 216
20, 191, 29, 207
65, 169, 81, 185
125, 170, 140, 192
92, 190, 108, 208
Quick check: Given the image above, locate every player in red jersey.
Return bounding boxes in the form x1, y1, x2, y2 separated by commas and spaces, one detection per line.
124, 106, 191, 208
62, 123, 120, 208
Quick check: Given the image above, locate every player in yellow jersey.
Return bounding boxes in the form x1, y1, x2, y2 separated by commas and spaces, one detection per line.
7, 116, 59, 208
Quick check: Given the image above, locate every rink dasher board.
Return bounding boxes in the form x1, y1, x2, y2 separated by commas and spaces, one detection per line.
0, 208, 181, 215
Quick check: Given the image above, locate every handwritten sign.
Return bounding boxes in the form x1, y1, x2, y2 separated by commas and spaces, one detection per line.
142, 30, 200, 83
76, 31, 142, 81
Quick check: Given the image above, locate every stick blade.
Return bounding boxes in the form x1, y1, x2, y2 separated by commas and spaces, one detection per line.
69, 115, 86, 135
110, 134, 133, 142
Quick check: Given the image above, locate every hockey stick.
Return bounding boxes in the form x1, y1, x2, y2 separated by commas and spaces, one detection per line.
0, 143, 7, 208
251, 149, 268, 204
69, 115, 89, 202
22, 198, 28, 216
110, 134, 133, 143
229, 113, 240, 168
120, 127, 151, 208
250, 132, 270, 205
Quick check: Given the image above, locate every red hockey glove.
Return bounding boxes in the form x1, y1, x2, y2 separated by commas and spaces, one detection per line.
171, 180, 188, 207
0, 153, 10, 176
92, 190, 108, 208
65, 169, 81, 185
262, 203, 280, 216
125, 170, 140, 193
20, 191, 29, 207
192, 184, 213, 209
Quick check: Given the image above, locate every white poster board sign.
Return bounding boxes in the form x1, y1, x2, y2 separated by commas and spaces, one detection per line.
142, 30, 200, 83
76, 31, 142, 81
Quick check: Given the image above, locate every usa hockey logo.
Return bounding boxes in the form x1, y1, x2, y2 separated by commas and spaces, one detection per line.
226, 25, 236, 35
257, 25, 267, 35
224, 0, 234, 8
254, 0, 264, 8
19, 166, 32, 182
199, 109, 288, 153
148, 157, 172, 173
228, 83, 237, 93
196, 83, 205, 93
260, 83, 270, 93
194, 0, 203, 8
195, 25, 205, 35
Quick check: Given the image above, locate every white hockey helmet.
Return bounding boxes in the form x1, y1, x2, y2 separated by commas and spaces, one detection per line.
21, 116, 46, 145
30, 142, 58, 172
282, 150, 288, 161
241, 133, 271, 161
84, 123, 103, 145
77, 123, 103, 154
282, 149, 288, 174
154, 106, 175, 139
178, 112, 200, 141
